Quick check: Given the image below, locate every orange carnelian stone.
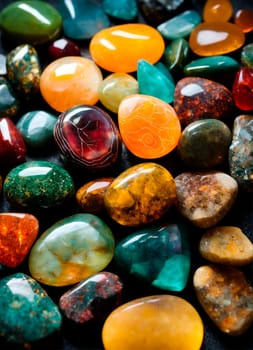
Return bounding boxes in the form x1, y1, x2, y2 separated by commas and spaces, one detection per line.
89, 23, 165, 73
118, 94, 181, 159
234, 9, 253, 33
203, 0, 233, 22
0, 213, 39, 267
40, 56, 103, 112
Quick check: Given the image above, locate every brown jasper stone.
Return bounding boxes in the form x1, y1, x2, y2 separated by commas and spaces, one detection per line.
175, 171, 238, 228
199, 226, 253, 266
193, 265, 253, 335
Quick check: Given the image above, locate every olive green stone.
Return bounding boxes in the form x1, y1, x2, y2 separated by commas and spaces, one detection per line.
163, 38, 189, 73
0, 77, 20, 118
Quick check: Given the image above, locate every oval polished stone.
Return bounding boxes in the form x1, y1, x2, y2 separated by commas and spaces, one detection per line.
104, 162, 176, 226
89, 23, 165, 73
102, 295, 204, 350
232, 67, 253, 111
234, 9, 253, 33
3, 160, 75, 209
48, 38, 81, 60
54, 105, 122, 172
203, 0, 233, 22
0, 1, 62, 45
40, 56, 103, 112
0, 77, 20, 118
28, 213, 115, 286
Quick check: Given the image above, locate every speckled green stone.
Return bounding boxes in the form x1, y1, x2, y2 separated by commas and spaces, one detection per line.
0, 77, 20, 118
0, 273, 62, 344
3, 160, 75, 209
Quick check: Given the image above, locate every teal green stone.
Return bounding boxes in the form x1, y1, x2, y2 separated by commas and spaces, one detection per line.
114, 222, 191, 292
3, 160, 75, 209
155, 61, 175, 83
241, 43, 253, 68
16, 110, 57, 148
0, 1, 62, 45
163, 38, 190, 73
0, 273, 62, 344
157, 10, 201, 40
0, 77, 20, 118
137, 59, 175, 103
102, 0, 137, 20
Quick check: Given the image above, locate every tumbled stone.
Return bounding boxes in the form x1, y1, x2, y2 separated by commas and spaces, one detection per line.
54, 105, 122, 172
202, 0, 233, 22
0, 273, 62, 344
89, 23, 165, 73
193, 265, 253, 335
118, 94, 181, 158
0, 77, 20, 118
48, 38, 81, 60
28, 213, 115, 287
175, 171, 238, 228
115, 222, 190, 291
102, 295, 204, 350
0, 213, 39, 268
59, 271, 123, 323
104, 162, 176, 226
3, 160, 75, 209
163, 38, 190, 73
241, 43, 253, 67
232, 67, 253, 111
102, 0, 137, 20
234, 9, 253, 33
0, 54, 6, 75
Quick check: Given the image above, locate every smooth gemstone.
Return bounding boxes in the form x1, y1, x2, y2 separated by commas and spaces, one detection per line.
0, 273, 62, 344
0, 0, 62, 45
28, 213, 115, 287
40, 56, 103, 112
104, 162, 176, 226
203, 0, 233, 22
48, 38, 81, 60
163, 38, 189, 73
102, 295, 204, 350
3, 160, 75, 209
16, 110, 57, 149
175, 171, 238, 228
118, 94, 181, 159
177, 119, 232, 169
189, 22, 245, 56
102, 0, 138, 20
232, 67, 253, 110
54, 105, 122, 172
173, 77, 234, 127
59, 272, 123, 323
98, 73, 139, 114
137, 59, 175, 103
114, 222, 191, 291
0, 77, 20, 118
194, 265, 253, 335
76, 178, 114, 214
89, 23, 165, 73
199, 226, 253, 266
234, 9, 253, 33
157, 10, 201, 40
155, 61, 174, 81
241, 43, 253, 67
0, 213, 39, 268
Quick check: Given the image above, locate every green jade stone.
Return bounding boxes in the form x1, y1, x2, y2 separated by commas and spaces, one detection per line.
102, 0, 138, 20
163, 38, 190, 73
241, 43, 253, 67
0, 77, 20, 118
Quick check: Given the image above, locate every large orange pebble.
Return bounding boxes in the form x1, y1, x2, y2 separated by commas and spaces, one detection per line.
102, 295, 204, 350
89, 23, 165, 73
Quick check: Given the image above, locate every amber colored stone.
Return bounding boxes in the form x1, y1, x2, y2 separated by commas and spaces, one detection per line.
194, 265, 253, 335
232, 67, 253, 111
0, 213, 39, 268
203, 0, 233, 22
189, 22, 245, 56
234, 9, 253, 33
40, 56, 103, 112
102, 295, 204, 350
118, 94, 181, 159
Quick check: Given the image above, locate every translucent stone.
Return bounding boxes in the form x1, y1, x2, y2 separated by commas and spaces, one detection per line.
102, 0, 138, 20
234, 9, 253, 33
48, 38, 81, 60
232, 67, 253, 110
203, 0, 233, 22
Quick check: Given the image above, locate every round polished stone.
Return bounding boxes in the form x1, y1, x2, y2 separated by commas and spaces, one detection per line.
203, 0, 233, 22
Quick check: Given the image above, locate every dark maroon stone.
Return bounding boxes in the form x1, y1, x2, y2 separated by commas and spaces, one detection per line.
48, 38, 81, 60
232, 67, 253, 111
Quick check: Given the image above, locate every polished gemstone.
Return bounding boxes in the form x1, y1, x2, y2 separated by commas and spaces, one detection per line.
28, 213, 115, 286
0, 213, 39, 268
155, 61, 174, 81
163, 38, 189, 72
0, 54, 6, 75
89, 23, 165, 73
59, 272, 123, 323
0, 77, 20, 118
118, 94, 181, 158
40, 56, 103, 112
0, 0, 62, 45
102, 0, 137, 20
202, 0, 233, 22
232, 67, 253, 110
0, 273, 62, 344
234, 9, 253, 33
102, 295, 204, 350
3, 160, 75, 209
241, 43, 253, 67
54, 105, 122, 172
104, 162, 176, 226
48, 38, 81, 60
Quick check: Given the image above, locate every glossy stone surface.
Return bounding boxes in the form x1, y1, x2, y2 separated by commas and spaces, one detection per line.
189, 22, 245, 56
194, 265, 253, 335
232, 67, 253, 110
104, 162, 176, 226
59, 272, 123, 323
163, 38, 189, 73
241, 43, 253, 67
199, 226, 253, 266
202, 0, 233, 22
28, 213, 115, 286
0, 1, 62, 45
173, 77, 234, 127
3, 160, 75, 209
102, 0, 137, 20
89, 23, 165, 73
0, 213, 39, 268
0, 54, 6, 75
118, 94, 181, 158
0, 273, 62, 343
102, 295, 204, 350
54, 105, 122, 172
48, 38, 81, 60
234, 9, 253, 33
0, 77, 20, 118
175, 171, 238, 228
115, 222, 191, 291
40, 56, 103, 112
177, 119, 232, 169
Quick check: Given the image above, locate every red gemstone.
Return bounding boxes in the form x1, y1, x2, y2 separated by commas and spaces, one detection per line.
48, 38, 81, 60
232, 67, 253, 111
